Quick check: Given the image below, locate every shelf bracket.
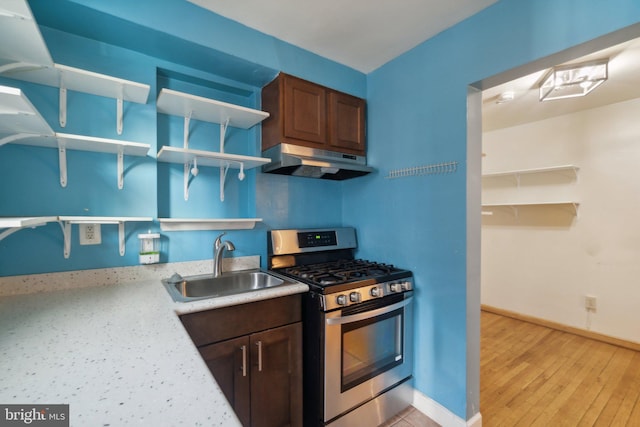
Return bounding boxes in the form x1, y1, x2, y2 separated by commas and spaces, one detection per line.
59, 86, 67, 128
217, 118, 232, 202
184, 162, 190, 201
220, 162, 231, 202
0, 220, 52, 242
116, 97, 124, 135
58, 141, 68, 188
220, 117, 230, 153
118, 221, 125, 256
0, 227, 21, 241
183, 111, 192, 149
58, 220, 71, 259
117, 148, 124, 190
0, 133, 33, 147
0, 61, 46, 74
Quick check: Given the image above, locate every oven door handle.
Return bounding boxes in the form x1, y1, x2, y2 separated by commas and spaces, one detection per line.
326, 297, 412, 325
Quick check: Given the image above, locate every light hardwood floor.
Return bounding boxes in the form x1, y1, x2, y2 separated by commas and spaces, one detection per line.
481, 310, 640, 426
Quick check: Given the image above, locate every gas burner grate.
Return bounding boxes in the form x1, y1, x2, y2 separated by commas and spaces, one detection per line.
283, 259, 398, 286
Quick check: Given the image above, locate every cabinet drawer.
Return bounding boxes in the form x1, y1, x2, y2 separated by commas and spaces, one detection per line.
180, 294, 302, 347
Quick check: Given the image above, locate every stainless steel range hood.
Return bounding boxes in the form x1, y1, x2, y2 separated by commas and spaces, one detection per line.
261, 143, 374, 180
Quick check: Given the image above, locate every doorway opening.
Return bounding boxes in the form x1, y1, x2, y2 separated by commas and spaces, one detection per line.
467, 23, 640, 424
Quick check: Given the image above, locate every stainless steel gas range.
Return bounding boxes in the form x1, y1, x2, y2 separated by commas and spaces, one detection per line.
268, 227, 414, 427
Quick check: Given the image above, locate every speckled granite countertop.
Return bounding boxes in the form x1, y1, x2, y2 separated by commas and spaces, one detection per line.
0, 269, 308, 426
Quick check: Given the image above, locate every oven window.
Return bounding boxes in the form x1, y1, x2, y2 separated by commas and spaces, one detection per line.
341, 308, 403, 392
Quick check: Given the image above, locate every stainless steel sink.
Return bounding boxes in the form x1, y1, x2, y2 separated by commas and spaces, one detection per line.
162, 269, 288, 302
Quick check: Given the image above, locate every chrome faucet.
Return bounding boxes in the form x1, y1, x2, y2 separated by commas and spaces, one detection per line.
213, 233, 235, 277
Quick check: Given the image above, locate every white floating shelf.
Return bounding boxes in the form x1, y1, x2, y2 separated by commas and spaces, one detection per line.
7, 64, 150, 133
6, 64, 150, 104
0, 216, 153, 256
0, 216, 57, 241
9, 132, 150, 155
0, 0, 53, 72
483, 165, 579, 185
157, 88, 269, 129
482, 202, 579, 218
0, 216, 57, 228
7, 132, 150, 189
54, 133, 150, 155
157, 146, 271, 201
57, 216, 154, 224
1, 84, 150, 188
0, 85, 54, 141
159, 218, 262, 232
156, 89, 269, 202
157, 146, 270, 169
0, 1, 150, 134
482, 165, 579, 178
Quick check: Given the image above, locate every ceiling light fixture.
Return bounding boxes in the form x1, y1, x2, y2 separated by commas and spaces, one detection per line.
539, 59, 608, 101
496, 91, 515, 104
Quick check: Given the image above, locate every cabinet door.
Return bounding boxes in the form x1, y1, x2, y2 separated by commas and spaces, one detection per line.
250, 323, 303, 427
200, 336, 251, 427
328, 91, 366, 155
283, 75, 327, 147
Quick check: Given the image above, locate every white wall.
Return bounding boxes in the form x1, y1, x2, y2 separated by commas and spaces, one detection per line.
481, 97, 640, 343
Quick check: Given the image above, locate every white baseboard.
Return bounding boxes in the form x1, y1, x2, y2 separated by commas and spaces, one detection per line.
412, 389, 482, 427
467, 412, 482, 427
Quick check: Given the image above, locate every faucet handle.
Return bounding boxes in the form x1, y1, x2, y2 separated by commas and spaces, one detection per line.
214, 232, 226, 249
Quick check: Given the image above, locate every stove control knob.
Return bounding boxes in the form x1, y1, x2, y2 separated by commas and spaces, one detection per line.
349, 292, 361, 303
336, 294, 348, 306
390, 282, 406, 293
370, 287, 381, 297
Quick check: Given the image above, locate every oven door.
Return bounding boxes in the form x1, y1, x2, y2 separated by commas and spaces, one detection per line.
323, 292, 413, 422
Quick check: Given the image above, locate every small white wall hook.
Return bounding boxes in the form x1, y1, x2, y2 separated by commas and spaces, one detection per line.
238, 162, 245, 181
190, 157, 199, 176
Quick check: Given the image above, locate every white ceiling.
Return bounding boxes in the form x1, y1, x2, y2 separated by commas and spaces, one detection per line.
482, 37, 640, 131
186, 0, 640, 131
187, 0, 498, 73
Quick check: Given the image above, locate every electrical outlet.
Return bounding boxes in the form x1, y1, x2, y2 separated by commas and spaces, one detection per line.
79, 223, 102, 245
585, 295, 597, 312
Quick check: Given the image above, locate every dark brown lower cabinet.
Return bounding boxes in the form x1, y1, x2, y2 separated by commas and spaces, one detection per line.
199, 335, 251, 426
181, 295, 303, 427
199, 323, 302, 427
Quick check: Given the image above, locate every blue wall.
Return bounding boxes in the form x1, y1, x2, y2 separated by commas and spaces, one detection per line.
3, 0, 640, 423
0, 1, 362, 275
347, 0, 640, 419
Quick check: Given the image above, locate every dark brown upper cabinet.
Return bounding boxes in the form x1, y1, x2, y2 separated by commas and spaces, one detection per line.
261, 73, 366, 156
